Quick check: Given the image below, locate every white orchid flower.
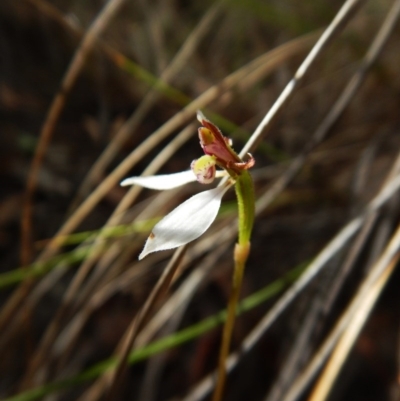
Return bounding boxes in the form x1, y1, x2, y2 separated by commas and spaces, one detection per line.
121, 112, 254, 260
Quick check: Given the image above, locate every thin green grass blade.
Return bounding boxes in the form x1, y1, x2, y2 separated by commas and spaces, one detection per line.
0, 219, 160, 289
2, 263, 305, 401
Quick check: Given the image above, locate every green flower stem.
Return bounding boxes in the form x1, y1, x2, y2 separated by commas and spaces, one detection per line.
235, 170, 255, 245
213, 170, 255, 401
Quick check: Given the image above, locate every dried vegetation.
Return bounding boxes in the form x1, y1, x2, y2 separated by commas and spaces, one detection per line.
0, 0, 400, 400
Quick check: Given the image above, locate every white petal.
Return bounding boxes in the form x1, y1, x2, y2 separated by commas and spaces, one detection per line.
139, 184, 231, 259
121, 170, 228, 190
120, 171, 197, 190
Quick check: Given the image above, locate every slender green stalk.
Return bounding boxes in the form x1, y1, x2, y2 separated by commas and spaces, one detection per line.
213, 170, 255, 401
235, 170, 255, 244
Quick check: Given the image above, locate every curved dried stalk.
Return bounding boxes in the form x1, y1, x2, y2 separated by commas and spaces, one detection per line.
239, 0, 365, 158
19, 189, 185, 385
283, 221, 400, 401
70, 2, 224, 209
21, 0, 126, 266
79, 246, 187, 401
307, 242, 397, 401
52, 250, 169, 368
0, 0, 126, 374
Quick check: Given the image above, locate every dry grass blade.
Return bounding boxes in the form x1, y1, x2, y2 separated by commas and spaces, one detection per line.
307, 259, 397, 401
135, 240, 232, 349
20, 0, 126, 266
268, 134, 390, 401
18, 190, 182, 388
270, 141, 400, 401
282, 219, 400, 401
239, 0, 365, 158
51, 251, 169, 369
266, 203, 390, 401
255, 0, 398, 214
0, 0, 126, 361
76, 246, 187, 401
265, 293, 323, 401
71, 2, 224, 208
